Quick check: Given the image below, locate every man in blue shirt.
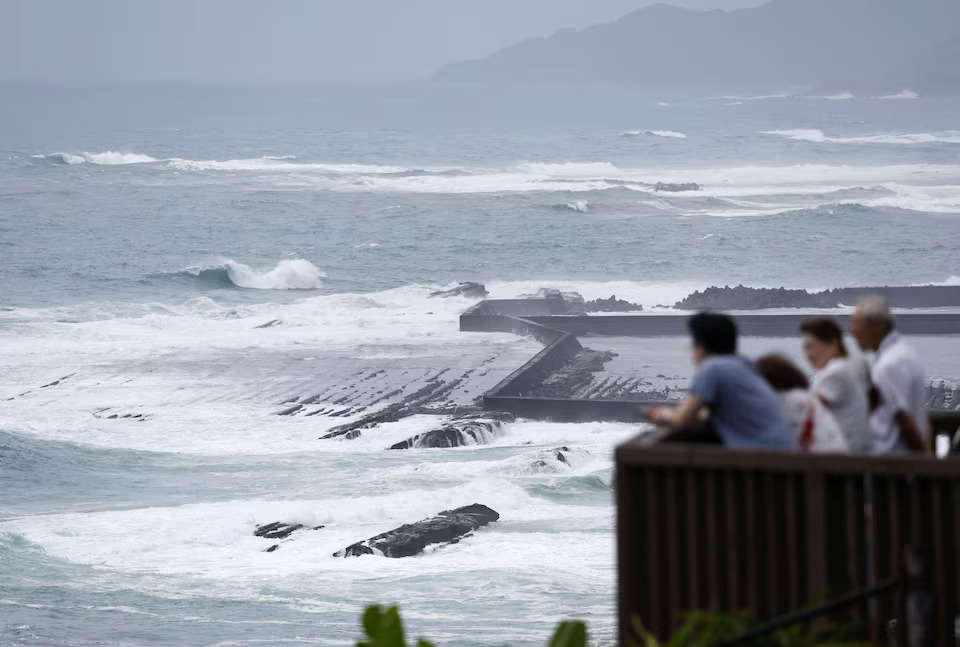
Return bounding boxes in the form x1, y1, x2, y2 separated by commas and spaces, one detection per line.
646, 312, 796, 449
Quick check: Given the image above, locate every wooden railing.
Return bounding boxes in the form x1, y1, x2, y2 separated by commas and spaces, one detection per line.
615, 442, 960, 646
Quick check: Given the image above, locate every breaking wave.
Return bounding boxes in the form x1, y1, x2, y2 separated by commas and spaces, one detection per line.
878, 90, 919, 100
763, 129, 960, 145
619, 130, 687, 139
180, 259, 325, 290
38, 151, 160, 165
806, 92, 855, 100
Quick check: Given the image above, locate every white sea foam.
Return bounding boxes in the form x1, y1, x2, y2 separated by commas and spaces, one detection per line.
764, 129, 960, 145
619, 130, 687, 139
564, 200, 590, 213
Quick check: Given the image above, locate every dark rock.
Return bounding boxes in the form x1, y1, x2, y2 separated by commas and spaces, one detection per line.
334, 503, 500, 558
654, 182, 702, 192
265, 544, 280, 553
256, 319, 281, 329
429, 282, 489, 299
389, 412, 514, 450
583, 295, 643, 313
255, 522, 305, 540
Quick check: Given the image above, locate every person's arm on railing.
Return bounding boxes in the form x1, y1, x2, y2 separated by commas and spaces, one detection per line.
895, 411, 929, 452
646, 394, 704, 429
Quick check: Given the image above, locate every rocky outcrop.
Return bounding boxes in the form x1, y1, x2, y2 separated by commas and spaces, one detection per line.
583, 295, 643, 313
430, 282, 488, 299
654, 182, 702, 193
388, 412, 514, 450
675, 284, 960, 311
334, 504, 500, 558
675, 285, 841, 310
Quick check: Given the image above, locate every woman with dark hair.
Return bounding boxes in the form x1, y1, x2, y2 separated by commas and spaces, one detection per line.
801, 317, 871, 454
757, 354, 848, 453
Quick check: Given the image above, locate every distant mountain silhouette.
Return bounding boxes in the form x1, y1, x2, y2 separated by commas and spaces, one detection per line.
899, 32, 960, 95
432, 0, 960, 93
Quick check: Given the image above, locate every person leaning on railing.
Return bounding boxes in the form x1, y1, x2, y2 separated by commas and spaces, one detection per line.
850, 296, 931, 453
645, 312, 795, 449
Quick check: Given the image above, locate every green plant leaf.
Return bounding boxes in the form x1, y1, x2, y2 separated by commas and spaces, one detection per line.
548, 620, 588, 647
629, 616, 661, 647
415, 639, 435, 647
358, 605, 407, 647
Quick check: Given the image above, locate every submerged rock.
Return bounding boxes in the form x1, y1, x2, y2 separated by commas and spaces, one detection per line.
334, 503, 500, 558
389, 412, 514, 450
530, 349, 617, 399
429, 282, 489, 299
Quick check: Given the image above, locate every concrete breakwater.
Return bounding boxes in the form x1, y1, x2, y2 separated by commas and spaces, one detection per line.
460, 287, 960, 427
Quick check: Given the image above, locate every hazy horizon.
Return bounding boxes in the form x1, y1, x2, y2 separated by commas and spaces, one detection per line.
2, 0, 766, 84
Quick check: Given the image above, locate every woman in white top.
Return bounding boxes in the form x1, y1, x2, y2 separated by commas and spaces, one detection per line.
801, 317, 872, 454
757, 355, 849, 453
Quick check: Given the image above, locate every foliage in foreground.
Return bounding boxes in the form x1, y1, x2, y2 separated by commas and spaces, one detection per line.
357, 605, 877, 647
356, 605, 587, 647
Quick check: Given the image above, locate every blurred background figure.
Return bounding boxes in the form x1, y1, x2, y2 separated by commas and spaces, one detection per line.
851, 297, 931, 453
647, 313, 795, 449
757, 354, 848, 453
801, 317, 871, 453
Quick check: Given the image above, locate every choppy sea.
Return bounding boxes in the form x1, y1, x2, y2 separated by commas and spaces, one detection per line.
1, 84, 959, 646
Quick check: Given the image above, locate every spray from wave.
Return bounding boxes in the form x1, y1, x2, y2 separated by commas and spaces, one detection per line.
182, 259, 325, 290
764, 129, 960, 145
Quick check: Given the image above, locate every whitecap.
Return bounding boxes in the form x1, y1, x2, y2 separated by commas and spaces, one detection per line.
619, 130, 687, 139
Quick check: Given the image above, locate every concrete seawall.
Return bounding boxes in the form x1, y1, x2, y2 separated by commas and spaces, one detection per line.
461, 292, 960, 430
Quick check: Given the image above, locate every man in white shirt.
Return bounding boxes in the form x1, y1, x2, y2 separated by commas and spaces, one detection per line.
850, 296, 930, 453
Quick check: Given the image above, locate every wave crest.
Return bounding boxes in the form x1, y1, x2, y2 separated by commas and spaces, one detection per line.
183, 259, 325, 290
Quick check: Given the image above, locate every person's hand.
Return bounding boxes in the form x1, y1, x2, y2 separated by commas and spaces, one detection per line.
645, 406, 674, 427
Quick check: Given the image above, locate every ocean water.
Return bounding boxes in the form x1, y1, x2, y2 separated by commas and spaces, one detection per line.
1, 84, 959, 646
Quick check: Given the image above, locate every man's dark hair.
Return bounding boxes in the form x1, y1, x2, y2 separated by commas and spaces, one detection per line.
688, 312, 737, 355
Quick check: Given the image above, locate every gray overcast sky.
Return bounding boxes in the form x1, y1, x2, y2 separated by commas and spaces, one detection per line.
1, 0, 765, 83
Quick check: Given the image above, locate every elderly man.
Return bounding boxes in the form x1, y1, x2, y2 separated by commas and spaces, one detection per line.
850, 296, 930, 453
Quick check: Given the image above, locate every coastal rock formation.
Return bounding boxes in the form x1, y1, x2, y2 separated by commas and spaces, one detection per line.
334, 504, 500, 558
430, 282, 489, 299
388, 412, 514, 450
674, 284, 960, 311
583, 295, 643, 313
675, 285, 841, 310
